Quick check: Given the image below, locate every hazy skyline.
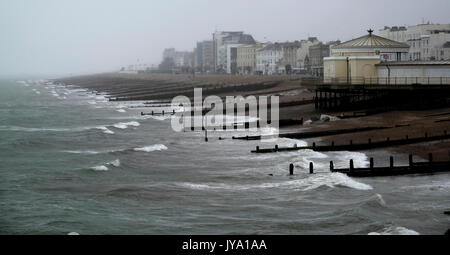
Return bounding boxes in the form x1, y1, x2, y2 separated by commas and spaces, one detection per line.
1, 0, 449, 77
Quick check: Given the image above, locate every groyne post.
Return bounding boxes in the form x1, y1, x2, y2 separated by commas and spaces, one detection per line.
390, 156, 394, 168
289, 163, 294, 176
162, 110, 165, 116
275, 145, 279, 151
350, 159, 354, 172
309, 162, 314, 174
370, 158, 374, 169
312, 142, 316, 148
330, 161, 334, 172
409, 154, 413, 167
256, 146, 259, 152
429, 153, 433, 164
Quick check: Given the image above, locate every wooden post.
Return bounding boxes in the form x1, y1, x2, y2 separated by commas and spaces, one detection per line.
406, 135, 409, 140
289, 163, 294, 176
425, 132, 428, 138
246, 135, 249, 140
368, 138, 372, 144
390, 156, 394, 168
309, 162, 314, 174
350, 140, 353, 146
428, 153, 433, 164
312, 142, 316, 148
173, 109, 175, 114
330, 161, 334, 172
162, 110, 165, 115
350, 159, 354, 172
331, 141, 335, 147
386, 137, 390, 142
151, 110, 154, 115
294, 143, 298, 148
275, 145, 278, 151
409, 154, 413, 168
256, 146, 259, 152
370, 157, 374, 169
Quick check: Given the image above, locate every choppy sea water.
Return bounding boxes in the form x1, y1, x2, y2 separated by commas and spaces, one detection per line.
0, 79, 449, 235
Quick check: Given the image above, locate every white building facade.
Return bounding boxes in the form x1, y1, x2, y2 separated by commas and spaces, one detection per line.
296, 37, 320, 69
256, 43, 284, 75
212, 31, 256, 73
379, 24, 450, 61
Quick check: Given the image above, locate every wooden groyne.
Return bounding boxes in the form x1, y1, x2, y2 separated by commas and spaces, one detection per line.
234, 126, 391, 141
252, 131, 450, 153
141, 110, 176, 116
292, 154, 450, 177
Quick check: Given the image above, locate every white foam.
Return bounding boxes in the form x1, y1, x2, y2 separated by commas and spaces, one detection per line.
96, 126, 115, 134
368, 226, 420, 235
116, 109, 126, 113
91, 165, 109, 171
149, 115, 172, 121
373, 193, 386, 206
112, 121, 140, 129
67, 232, 80, 235
108, 159, 121, 167
134, 144, 168, 152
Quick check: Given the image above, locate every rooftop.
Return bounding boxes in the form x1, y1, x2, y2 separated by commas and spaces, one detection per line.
333, 30, 410, 49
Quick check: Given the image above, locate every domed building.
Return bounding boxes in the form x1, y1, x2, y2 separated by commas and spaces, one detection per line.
324, 30, 410, 83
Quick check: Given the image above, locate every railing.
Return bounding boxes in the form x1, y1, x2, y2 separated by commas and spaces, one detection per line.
319, 76, 450, 85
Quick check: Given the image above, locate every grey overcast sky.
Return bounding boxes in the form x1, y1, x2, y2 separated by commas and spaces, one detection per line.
1, 0, 449, 77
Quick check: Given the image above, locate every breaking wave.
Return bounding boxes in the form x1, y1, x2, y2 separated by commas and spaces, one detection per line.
112, 121, 140, 129
368, 226, 420, 235
89, 159, 121, 172
95, 126, 115, 134
176, 172, 372, 192
134, 144, 168, 152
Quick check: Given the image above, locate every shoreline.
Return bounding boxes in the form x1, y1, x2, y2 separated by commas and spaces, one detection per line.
56, 72, 450, 163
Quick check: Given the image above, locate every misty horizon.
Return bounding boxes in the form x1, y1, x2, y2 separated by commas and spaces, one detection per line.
1, 0, 450, 77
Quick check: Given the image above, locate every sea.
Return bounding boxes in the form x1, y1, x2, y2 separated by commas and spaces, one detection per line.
0, 78, 449, 235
